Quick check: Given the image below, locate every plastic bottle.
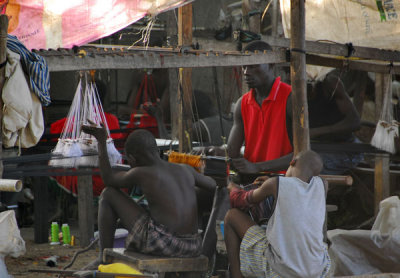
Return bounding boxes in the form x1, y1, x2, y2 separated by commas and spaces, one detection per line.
62, 223, 71, 245
50, 222, 60, 245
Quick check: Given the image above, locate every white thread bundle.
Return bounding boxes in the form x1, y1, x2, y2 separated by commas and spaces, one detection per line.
49, 77, 122, 168
371, 75, 399, 154
49, 80, 83, 167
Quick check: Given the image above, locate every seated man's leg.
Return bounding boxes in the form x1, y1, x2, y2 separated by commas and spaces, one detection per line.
224, 208, 256, 278
84, 187, 146, 270
98, 187, 146, 250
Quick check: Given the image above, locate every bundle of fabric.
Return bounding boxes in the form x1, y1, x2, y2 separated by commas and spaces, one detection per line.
49, 77, 121, 168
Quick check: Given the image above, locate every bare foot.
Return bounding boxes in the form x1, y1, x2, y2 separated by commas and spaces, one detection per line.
82, 258, 102, 270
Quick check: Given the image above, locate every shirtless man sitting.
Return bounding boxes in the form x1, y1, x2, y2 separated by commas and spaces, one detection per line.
81, 125, 216, 269
224, 150, 330, 278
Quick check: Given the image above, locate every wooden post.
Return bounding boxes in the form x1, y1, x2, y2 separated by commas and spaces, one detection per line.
373, 73, 391, 214
33, 177, 49, 243
374, 153, 390, 214
271, 0, 279, 37
77, 175, 94, 247
177, 4, 193, 153
0, 15, 9, 178
166, 10, 179, 139
290, 0, 310, 155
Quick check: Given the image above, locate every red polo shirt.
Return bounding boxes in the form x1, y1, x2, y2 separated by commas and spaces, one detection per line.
241, 77, 292, 165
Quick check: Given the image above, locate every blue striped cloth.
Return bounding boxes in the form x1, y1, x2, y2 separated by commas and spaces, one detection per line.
6, 35, 51, 106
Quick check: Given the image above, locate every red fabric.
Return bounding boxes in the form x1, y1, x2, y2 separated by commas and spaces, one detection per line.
241, 77, 292, 173
50, 112, 123, 140
229, 188, 253, 210
50, 112, 123, 196
125, 112, 159, 138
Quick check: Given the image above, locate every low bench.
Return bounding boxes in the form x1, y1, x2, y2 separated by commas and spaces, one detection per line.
103, 248, 209, 278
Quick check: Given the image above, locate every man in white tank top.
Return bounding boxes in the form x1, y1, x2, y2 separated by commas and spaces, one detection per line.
224, 150, 331, 278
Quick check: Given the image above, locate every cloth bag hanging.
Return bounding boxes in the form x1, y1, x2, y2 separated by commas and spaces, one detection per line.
125, 72, 159, 138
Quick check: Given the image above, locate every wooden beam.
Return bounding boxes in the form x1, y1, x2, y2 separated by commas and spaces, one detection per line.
290, 0, 309, 155
264, 35, 400, 62
305, 54, 399, 74
177, 4, 193, 153
44, 49, 287, 71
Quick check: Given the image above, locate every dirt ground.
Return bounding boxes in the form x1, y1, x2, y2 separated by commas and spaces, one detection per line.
4, 221, 228, 278
5, 225, 99, 278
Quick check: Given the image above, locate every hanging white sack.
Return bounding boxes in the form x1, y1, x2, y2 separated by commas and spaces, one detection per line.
0, 210, 25, 257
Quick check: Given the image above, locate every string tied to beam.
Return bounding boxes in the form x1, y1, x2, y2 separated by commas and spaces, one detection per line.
345, 42, 355, 58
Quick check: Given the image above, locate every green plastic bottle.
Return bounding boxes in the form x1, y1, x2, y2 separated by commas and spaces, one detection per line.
62, 223, 71, 245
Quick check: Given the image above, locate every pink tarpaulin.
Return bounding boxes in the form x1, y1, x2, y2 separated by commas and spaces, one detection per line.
1, 0, 191, 50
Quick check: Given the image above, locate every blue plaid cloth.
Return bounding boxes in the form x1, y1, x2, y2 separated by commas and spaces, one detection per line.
6, 35, 51, 106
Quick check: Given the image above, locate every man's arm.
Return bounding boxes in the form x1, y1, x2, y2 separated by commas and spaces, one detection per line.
249, 176, 278, 203
227, 97, 245, 158
185, 164, 216, 192
227, 177, 278, 208
310, 76, 361, 139
82, 124, 137, 189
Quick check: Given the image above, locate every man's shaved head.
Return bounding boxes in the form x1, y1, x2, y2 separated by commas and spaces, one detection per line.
295, 150, 323, 176
125, 129, 159, 157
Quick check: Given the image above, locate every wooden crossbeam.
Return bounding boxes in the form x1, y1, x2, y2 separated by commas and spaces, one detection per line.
42, 48, 287, 71
263, 35, 400, 62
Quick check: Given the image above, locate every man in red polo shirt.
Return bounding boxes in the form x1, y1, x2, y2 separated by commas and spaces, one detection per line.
198, 41, 293, 177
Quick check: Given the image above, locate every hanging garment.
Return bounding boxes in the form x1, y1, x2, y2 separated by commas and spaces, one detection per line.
2, 49, 44, 148
125, 72, 159, 138
6, 35, 51, 106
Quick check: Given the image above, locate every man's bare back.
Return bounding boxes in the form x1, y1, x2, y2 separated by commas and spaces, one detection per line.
135, 161, 200, 235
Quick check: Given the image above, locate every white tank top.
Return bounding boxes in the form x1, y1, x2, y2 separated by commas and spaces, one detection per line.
265, 176, 329, 277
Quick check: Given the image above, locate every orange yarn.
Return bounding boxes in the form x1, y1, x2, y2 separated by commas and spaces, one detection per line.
167, 151, 205, 173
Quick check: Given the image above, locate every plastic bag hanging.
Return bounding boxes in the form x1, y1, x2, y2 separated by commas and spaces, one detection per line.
371, 73, 399, 154
49, 74, 122, 168
76, 79, 122, 167
49, 79, 83, 167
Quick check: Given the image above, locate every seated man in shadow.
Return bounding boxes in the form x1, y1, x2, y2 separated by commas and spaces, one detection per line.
81, 125, 217, 269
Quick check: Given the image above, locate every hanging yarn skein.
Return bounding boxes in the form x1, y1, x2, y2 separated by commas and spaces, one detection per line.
49, 75, 122, 168
77, 79, 122, 167
49, 79, 83, 167
371, 74, 399, 154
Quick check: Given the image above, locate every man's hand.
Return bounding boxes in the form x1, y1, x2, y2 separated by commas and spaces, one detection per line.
231, 158, 259, 174
81, 121, 108, 143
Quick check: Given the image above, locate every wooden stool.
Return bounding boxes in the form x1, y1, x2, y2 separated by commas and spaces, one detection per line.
103, 248, 209, 278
